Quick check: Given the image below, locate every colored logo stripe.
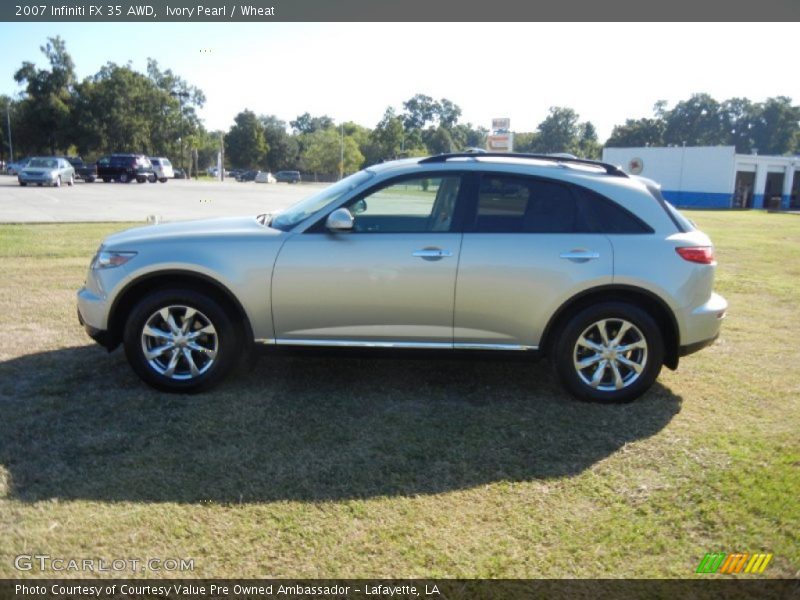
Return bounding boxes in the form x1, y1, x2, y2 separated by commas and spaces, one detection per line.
697, 552, 773, 574
697, 553, 726, 573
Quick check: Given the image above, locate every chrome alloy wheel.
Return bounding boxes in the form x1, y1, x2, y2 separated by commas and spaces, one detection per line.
140, 305, 218, 380
572, 318, 648, 392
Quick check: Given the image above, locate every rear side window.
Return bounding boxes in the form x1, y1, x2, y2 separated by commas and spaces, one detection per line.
471, 174, 652, 234
474, 175, 578, 233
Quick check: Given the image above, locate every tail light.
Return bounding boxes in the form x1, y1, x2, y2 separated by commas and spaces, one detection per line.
676, 246, 715, 264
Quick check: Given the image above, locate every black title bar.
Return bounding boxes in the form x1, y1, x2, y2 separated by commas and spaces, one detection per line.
2, 0, 800, 22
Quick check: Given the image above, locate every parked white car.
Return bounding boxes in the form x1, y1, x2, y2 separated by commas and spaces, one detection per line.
148, 157, 174, 183
255, 171, 277, 184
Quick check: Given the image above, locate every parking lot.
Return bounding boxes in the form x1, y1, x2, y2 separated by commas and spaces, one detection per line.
0, 175, 323, 222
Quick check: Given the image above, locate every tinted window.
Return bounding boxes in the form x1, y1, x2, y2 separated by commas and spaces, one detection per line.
474, 175, 578, 233
575, 187, 653, 234
472, 174, 653, 234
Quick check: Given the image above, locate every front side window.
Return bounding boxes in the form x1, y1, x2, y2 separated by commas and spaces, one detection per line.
345, 175, 462, 233
271, 170, 374, 231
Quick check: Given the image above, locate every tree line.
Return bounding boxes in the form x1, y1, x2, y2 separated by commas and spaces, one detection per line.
2, 37, 798, 177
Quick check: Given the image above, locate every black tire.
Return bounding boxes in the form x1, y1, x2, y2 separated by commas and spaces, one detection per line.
119, 172, 129, 183
552, 302, 664, 403
137, 176, 147, 183
123, 288, 242, 393
148, 174, 157, 183
19, 182, 27, 187
86, 177, 95, 183
102, 178, 110, 183
159, 178, 167, 183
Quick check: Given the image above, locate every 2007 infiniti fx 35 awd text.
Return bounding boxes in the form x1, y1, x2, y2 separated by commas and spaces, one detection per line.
78, 153, 726, 402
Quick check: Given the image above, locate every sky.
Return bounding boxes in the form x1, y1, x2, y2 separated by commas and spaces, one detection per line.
0, 22, 798, 141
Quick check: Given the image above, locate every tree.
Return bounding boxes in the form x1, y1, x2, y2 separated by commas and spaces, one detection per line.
437, 98, 462, 129
225, 110, 267, 169
260, 115, 299, 170
302, 127, 363, 177
290, 112, 334, 134
750, 96, 800, 155
365, 107, 405, 163
576, 122, 601, 159
72, 63, 164, 156
662, 93, 726, 146
424, 126, 454, 154
402, 94, 439, 131
533, 107, 581, 154
512, 132, 537, 153
13, 36, 76, 155
146, 59, 205, 162
451, 123, 488, 150
605, 118, 665, 148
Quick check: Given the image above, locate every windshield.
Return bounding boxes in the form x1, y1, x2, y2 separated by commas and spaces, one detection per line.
28, 158, 57, 169
270, 170, 375, 231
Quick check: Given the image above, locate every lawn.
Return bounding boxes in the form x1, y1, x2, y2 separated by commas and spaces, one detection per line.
0, 213, 797, 579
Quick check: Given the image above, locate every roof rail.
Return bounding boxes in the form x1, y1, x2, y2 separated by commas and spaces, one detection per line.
418, 152, 628, 178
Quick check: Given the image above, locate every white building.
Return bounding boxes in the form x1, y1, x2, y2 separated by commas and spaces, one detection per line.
602, 146, 799, 210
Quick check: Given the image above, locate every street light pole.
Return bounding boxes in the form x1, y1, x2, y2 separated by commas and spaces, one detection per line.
171, 90, 190, 174
6, 104, 13, 163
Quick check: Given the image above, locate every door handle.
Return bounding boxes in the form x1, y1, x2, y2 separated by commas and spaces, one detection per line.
559, 250, 600, 262
412, 248, 453, 261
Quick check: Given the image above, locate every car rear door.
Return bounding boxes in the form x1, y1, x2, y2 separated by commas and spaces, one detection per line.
271, 173, 466, 346
454, 172, 613, 349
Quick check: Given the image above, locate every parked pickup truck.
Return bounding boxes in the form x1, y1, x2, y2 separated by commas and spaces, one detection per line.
63, 157, 97, 182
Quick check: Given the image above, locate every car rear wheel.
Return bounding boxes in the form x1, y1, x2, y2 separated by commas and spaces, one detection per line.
148, 174, 157, 183
553, 302, 663, 403
159, 178, 167, 183
67, 174, 74, 186
54, 176, 62, 188
119, 172, 129, 183
19, 182, 26, 187
123, 289, 241, 393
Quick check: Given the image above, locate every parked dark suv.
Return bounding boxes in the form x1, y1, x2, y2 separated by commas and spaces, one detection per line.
275, 170, 301, 183
96, 154, 154, 183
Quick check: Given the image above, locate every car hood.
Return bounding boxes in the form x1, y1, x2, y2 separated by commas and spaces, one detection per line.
103, 215, 284, 248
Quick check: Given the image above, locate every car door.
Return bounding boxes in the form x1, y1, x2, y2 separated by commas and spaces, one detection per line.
454, 173, 613, 349
272, 173, 466, 346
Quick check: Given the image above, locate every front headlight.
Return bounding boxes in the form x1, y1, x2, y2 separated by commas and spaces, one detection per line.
91, 250, 137, 269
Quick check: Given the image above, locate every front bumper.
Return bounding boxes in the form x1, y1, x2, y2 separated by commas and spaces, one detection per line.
77, 287, 117, 350
19, 174, 57, 185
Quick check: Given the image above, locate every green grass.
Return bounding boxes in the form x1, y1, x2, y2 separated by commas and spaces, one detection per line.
0, 212, 798, 579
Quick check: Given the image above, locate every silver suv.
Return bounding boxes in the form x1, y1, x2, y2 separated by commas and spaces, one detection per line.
77, 153, 727, 402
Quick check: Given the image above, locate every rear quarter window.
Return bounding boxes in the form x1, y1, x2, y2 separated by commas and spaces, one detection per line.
575, 187, 654, 234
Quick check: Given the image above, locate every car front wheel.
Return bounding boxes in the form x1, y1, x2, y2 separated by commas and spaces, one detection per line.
123, 289, 241, 393
553, 302, 664, 403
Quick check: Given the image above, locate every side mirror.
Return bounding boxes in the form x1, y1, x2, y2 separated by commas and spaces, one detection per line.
326, 208, 354, 232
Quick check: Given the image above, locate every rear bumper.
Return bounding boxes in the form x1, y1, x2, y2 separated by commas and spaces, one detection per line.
679, 292, 727, 353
